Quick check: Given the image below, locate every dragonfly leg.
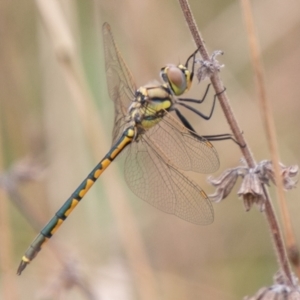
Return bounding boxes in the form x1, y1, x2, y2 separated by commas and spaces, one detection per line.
174, 108, 196, 132
184, 48, 199, 80
178, 83, 211, 104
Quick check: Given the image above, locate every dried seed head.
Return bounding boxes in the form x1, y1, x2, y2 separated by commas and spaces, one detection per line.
255, 160, 299, 190
256, 160, 298, 189
196, 50, 224, 82
208, 161, 298, 211
244, 270, 300, 300
237, 169, 266, 211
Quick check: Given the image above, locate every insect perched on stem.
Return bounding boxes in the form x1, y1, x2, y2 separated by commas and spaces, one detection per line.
18, 22, 227, 275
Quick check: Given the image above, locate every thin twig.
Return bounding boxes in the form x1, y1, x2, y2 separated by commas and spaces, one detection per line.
178, 0, 294, 285
178, 0, 254, 167
240, 0, 300, 278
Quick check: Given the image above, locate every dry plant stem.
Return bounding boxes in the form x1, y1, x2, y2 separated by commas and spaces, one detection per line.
178, 0, 254, 166
264, 194, 292, 283
241, 0, 299, 279
178, 0, 294, 285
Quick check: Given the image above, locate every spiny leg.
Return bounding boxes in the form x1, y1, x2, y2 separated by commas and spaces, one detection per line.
175, 87, 240, 144
184, 47, 201, 80
176, 86, 218, 121
174, 108, 235, 143
178, 83, 211, 104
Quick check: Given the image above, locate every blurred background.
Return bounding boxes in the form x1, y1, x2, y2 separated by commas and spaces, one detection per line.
0, 0, 300, 299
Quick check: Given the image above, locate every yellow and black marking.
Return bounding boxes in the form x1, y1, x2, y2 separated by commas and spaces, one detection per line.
17, 127, 134, 275
136, 85, 173, 129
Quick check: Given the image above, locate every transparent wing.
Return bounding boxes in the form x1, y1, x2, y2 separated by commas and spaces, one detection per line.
147, 112, 219, 173
124, 138, 214, 225
102, 22, 137, 143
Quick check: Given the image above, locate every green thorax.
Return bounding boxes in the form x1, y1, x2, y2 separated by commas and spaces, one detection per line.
128, 84, 173, 131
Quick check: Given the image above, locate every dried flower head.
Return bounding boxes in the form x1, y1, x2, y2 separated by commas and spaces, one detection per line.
208, 167, 243, 203
256, 161, 298, 190
244, 270, 300, 300
208, 160, 298, 211
237, 167, 266, 211
196, 50, 224, 82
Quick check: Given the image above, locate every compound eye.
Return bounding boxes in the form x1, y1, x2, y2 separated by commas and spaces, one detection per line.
166, 65, 187, 96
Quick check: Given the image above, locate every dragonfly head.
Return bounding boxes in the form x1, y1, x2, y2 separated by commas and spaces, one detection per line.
160, 64, 193, 96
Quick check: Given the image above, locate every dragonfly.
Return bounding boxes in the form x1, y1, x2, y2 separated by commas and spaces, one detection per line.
18, 22, 223, 275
